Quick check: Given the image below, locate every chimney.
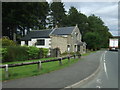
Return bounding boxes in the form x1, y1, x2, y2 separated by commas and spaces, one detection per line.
76, 24, 78, 27
55, 25, 58, 28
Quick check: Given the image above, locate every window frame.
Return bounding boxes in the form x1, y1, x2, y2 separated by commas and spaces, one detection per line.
36, 39, 45, 46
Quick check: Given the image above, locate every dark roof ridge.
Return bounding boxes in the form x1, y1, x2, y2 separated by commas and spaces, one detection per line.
56, 26, 75, 29
31, 29, 53, 31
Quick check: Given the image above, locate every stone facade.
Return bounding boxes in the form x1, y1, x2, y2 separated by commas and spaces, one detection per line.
50, 35, 68, 54
50, 25, 86, 54
21, 25, 86, 54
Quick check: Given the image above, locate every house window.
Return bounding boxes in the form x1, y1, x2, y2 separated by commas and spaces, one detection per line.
74, 45, 77, 52
67, 45, 70, 52
36, 39, 45, 45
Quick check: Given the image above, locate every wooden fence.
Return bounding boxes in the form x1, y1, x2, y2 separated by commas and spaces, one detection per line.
0, 54, 81, 78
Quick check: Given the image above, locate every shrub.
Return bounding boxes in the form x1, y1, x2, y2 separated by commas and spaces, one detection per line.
1, 45, 49, 62
43, 48, 49, 57
0, 48, 7, 62
27, 46, 40, 59
61, 51, 68, 56
70, 52, 75, 55
39, 48, 49, 58
3, 46, 28, 62
0, 37, 16, 47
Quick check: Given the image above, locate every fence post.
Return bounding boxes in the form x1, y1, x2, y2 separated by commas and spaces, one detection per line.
74, 54, 75, 59
59, 58, 62, 65
5, 64, 9, 79
68, 56, 70, 62
38, 61, 42, 70
78, 54, 81, 58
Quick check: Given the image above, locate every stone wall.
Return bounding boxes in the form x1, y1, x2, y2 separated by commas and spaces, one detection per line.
50, 35, 68, 54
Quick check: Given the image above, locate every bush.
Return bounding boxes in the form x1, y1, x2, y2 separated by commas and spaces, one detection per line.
43, 48, 49, 57
3, 46, 28, 62
1, 45, 49, 62
61, 51, 68, 56
39, 48, 49, 58
27, 46, 40, 59
0, 48, 7, 62
0, 37, 16, 47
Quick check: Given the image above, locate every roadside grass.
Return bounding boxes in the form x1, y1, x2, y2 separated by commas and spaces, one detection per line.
1, 58, 79, 81
2, 57, 57, 65
81, 50, 97, 56
1, 50, 97, 81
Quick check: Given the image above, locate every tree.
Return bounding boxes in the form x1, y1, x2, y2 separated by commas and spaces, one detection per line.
83, 32, 101, 50
87, 14, 113, 48
2, 2, 49, 41
67, 7, 80, 26
50, 2, 66, 27
65, 6, 88, 37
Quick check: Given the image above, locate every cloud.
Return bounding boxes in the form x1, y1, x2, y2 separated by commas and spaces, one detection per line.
109, 30, 119, 36
63, 2, 118, 36
46, 1, 118, 36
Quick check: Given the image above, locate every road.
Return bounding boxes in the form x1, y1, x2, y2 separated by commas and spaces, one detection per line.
2, 50, 103, 88
75, 50, 118, 88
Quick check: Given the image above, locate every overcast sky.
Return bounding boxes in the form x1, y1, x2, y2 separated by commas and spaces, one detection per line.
47, 0, 119, 36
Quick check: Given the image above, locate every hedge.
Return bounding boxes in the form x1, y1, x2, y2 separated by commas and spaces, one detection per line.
1, 46, 49, 63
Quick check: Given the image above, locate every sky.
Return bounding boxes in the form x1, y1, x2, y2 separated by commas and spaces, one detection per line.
47, 0, 119, 36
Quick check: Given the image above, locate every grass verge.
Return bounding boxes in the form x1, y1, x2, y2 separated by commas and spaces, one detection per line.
1, 58, 79, 81
2, 57, 57, 65
1, 50, 97, 81
81, 50, 97, 56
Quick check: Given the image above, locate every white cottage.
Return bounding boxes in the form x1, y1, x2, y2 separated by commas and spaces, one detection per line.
21, 25, 86, 54
21, 29, 52, 49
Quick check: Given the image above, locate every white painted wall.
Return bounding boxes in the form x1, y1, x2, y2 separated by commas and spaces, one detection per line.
28, 39, 37, 46
21, 41, 25, 46
21, 38, 51, 49
35, 38, 51, 49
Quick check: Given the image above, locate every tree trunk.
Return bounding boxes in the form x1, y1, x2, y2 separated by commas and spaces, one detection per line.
22, 27, 25, 37
13, 32, 16, 42
26, 27, 30, 34
13, 26, 17, 42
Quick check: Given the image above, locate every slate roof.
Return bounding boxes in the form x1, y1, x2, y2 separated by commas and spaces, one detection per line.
21, 26, 75, 40
51, 27, 75, 35
21, 29, 52, 40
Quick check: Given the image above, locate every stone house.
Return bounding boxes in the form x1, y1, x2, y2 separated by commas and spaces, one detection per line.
21, 25, 86, 54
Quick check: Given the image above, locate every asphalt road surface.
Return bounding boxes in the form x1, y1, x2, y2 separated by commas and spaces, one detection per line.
77, 50, 118, 88
2, 50, 103, 88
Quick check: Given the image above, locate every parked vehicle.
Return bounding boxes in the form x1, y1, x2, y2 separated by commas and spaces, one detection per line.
109, 38, 118, 51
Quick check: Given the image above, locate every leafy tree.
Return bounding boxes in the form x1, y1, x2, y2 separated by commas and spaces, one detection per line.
87, 14, 113, 48
83, 32, 101, 50
67, 7, 80, 26
65, 7, 88, 36
2, 2, 49, 41
50, 2, 66, 27
0, 36, 16, 47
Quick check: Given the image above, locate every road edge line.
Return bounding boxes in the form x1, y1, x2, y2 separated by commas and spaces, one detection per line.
63, 52, 104, 89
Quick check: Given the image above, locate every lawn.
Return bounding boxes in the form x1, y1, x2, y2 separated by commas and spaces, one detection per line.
2, 57, 57, 65
1, 50, 96, 81
1, 57, 79, 81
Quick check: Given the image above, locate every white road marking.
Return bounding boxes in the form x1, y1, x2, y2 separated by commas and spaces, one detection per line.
96, 79, 102, 84
100, 53, 104, 62
103, 51, 109, 80
96, 51, 108, 88
96, 86, 101, 88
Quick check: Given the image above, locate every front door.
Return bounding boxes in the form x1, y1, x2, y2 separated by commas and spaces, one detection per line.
77, 45, 80, 52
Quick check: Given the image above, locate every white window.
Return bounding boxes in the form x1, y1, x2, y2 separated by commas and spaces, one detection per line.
67, 45, 70, 52
35, 39, 45, 45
